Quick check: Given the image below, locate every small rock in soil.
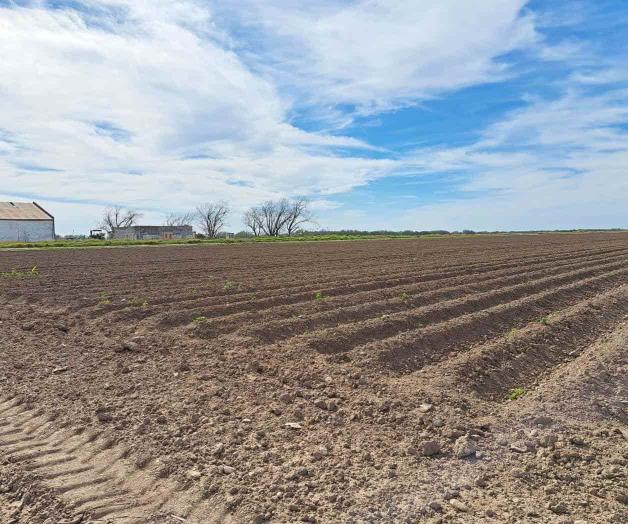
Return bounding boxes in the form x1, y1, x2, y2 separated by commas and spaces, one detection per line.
428, 501, 443, 512
449, 499, 469, 512
510, 440, 531, 453
279, 392, 293, 403
116, 340, 138, 353
453, 436, 477, 458
312, 446, 328, 461
186, 469, 202, 480
422, 441, 441, 457
532, 415, 553, 427
548, 502, 569, 515
95, 407, 113, 422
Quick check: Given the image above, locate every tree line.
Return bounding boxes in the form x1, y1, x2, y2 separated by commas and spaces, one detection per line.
99, 198, 314, 238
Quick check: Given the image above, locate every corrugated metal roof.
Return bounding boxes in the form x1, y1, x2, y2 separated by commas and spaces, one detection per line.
0, 201, 53, 220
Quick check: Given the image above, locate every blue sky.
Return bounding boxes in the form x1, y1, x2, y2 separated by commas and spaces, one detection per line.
0, 0, 627, 234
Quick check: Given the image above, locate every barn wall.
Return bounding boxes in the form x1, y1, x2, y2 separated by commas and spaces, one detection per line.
111, 228, 138, 240
112, 226, 193, 240
0, 220, 55, 242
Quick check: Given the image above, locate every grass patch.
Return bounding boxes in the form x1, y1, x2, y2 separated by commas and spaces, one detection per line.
0, 232, 531, 251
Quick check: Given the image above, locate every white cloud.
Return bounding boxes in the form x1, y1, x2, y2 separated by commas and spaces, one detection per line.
0, 1, 396, 232
216, 0, 537, 112
0, 1, 625, 235
397, 87, 628, 230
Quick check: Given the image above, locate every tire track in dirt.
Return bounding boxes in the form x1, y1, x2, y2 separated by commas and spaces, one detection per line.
0, 399, 231, 523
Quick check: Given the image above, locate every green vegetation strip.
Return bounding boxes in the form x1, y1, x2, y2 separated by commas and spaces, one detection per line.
0, 234, 447, 250
0, 229, 624, 251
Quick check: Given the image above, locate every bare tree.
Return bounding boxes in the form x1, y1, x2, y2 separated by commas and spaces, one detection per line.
100, 206, 142, 237
244, 198, 315, 237
164, 211, 195, 227
196, 201, 230, 238
284, 198, 314, 236
257, 199, 290, 236
243, 208, 264, 236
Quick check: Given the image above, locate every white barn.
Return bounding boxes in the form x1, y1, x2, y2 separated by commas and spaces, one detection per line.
0, 201, 55, 242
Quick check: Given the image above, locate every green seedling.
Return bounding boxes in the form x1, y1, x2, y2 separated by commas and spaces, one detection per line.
400, 292, 410, 301
0, 266, 40, 279
223, 281, 236, 291
97, 290, 111, 305
506, 327, 519, 340
193, 315, 207, 324
508, 387, 526, 401
314, 291, 327, 301
130, 297, 149, 308
538, 316, 550, 326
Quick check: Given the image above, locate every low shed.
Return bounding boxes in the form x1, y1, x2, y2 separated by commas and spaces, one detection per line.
112, 225, 193, 240
0, 201, 55, 242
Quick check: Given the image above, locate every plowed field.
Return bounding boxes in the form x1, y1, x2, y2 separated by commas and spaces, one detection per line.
1, 233, 626, 523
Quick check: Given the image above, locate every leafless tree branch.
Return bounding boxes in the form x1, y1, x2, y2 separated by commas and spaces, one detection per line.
243, 198, 315, 236
196, 201, 230, 238
243, 208, 264, 236
100, 206, 142, 237
284, 198, 314, 236
164, 211, 195, 227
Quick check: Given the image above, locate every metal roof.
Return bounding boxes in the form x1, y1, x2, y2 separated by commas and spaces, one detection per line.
0, 201, 54, 221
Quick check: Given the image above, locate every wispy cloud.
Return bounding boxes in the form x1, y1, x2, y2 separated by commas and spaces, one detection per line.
398, 82, 628, 230
216, 0, 537, 114
0, 1, 393, 229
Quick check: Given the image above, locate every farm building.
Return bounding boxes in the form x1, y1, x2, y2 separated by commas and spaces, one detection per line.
112, 225, 193, 240
0, 201, 55, 242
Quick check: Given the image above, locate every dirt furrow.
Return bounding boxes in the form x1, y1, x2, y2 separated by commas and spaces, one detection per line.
7, 243, 625, 310
231, 252, 628, 343
434, 284, 628, 399
91, 247, 628, 329
297, 259, 627, 354
371, 267, 627, 371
